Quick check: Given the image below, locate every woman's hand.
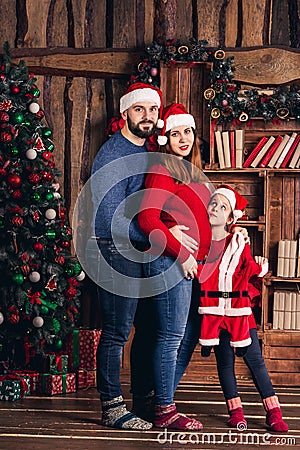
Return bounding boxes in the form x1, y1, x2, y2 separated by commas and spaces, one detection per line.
169, 225, 199, 253
181, 254, 198, 280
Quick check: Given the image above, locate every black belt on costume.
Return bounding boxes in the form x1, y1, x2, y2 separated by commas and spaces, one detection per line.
199, 290, 248, 298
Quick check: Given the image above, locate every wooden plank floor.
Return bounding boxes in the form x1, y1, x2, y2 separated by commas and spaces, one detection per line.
0, 378, 299, 450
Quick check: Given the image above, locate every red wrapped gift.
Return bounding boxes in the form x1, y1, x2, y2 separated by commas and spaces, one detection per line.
66, 329, 101, 371
14, 370, 39, 395
76, 369, 96, 390
38, 372, 76, 395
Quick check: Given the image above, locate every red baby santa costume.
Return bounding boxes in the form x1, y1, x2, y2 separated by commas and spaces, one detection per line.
198, 186, 268, 349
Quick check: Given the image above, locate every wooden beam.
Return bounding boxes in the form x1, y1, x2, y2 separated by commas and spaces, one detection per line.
8, 46, 300, 85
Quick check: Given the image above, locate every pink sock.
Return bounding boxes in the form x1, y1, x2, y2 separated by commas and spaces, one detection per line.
154, 403, 203, 430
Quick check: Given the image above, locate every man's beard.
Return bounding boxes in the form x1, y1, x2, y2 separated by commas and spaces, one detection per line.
127, 115, 156, 139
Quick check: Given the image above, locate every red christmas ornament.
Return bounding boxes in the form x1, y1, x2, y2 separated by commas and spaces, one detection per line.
11, 85, 20, 94
65, 287, 77, 299
33, 211, 40, 221
36, 110, 45, 119
41, 170, 53, 182
33, 242, 43, 252
29, 72, 35, 78
11, 216, 24, 226
0, 74, 5, 81
42, 152, 52, 161
25, 93, 34, 99
222, 99, 228, 106
54, 255, 65, 265
0, 112, 9, 121
0, 168, 7, 177
7, 173, 21, 188
0, 131, 12, 142
7, 313, 19, 324
21, 264, 31, 275
12, 189, 22, 199
61, 241, 70, 248
0, 100, 12, 111
28, 173, 41, 184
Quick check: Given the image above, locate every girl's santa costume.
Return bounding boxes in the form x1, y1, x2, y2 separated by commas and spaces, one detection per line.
197, 186, 268, 352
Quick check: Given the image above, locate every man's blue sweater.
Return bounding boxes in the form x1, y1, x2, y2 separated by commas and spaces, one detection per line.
91, 130, 148, 243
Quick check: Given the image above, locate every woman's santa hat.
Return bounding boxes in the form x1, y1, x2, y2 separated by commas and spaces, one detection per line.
157, 103, 196, 146
119, 82, 164, 128
213, 184, 248, 223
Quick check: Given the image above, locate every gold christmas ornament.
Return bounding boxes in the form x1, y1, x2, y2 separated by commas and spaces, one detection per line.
239, 112, 249, 122
214, 49, 226, 60
137, 62, 144, 72
178, 45, 189, 54
276, 107, 289, 119
204, 88, 216, 100
211, 108, 221, 119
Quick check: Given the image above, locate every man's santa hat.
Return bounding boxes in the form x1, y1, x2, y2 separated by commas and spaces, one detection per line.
213, 184, 248, 223
119, 82, 164, 128
157, 103, 196, 146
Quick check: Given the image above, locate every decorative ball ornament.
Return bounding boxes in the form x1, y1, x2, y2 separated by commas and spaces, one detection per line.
150, 67, 158, 77
33, 242, 43, 252
26, 149, 37, 160
276, 107, 289, 119
33, 316, 44, 328
76, 271, 86, 281
28, 173, 41, 184
11, 85, 20, 94
11, 112, 24, 123
204, 88, 216, 100
42, 151, 52, 161
7, 173, 21, 188
73, 261, 82, 276
239, 112, 249, 122
45, 208, 57, 220
32, 192, 41, 202
61, 241, 70, 248
41, 170, 53, 182
29, 271, 41, 283
178, 45, 189, 54
45, 192, 54, 201
211, 108, 221, 119
12, 189, 22, 199
214, 49, 226, 59
12, 273, 24, 284
56, 339, 63, 350
0, 312, 4, 325
29, 102, 40, 114
10, 147, 19, 156
222, 99, 228, 107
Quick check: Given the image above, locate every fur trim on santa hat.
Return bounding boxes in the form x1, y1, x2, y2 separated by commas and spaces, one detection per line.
119, 82, 163, 114
157, 103, 196, 146
213, 185, 248, 223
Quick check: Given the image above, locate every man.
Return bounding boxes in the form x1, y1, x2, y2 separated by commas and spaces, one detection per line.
91, 83, 163, 430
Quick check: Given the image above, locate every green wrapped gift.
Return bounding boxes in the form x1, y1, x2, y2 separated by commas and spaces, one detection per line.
0, 379, 21, 401
47, 354, 68, 374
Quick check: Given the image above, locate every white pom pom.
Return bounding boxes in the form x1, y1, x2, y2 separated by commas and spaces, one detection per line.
26, 149, 37, 160
29, 102, 40, 114
45, 208, 57, 220
0, 312, 4, 325
33, 316, 44, 328
76, 271, 86, 281
157, 135, 168, 146
29, 271, 41, 283
156, 119, 164, 129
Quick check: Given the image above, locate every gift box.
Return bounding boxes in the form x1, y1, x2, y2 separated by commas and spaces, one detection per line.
14, 370, 39, 395
38, 372, 76, 395
76, 369, 96, 390
29, 353, 68, 374
66, 329, 101, 371
0, 379, 21, 401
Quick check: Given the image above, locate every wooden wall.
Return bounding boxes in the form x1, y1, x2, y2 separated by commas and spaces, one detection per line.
0, 0, 299, 323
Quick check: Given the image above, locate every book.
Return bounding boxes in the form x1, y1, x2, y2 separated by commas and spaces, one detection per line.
267, 134, 290, 168
273, 291, 280, 329
229, 131, 236, 168
297, 235, 300, 277
235, 130, 244, 168
281, 133, 300, 168
222, 131, 231, 168
259, 135, 283, 168
283, 292, 292, 329
215, 131, 225, 169
288, 136, 300, 168
283, 239, 291, 277
277, 240, 285, 277
291, 292, 297, 329
250, 136, 275, 168
243, 136, 268, 168
289, 240, 297, 277
296, 293, 300, 330
274, 132, 298, 168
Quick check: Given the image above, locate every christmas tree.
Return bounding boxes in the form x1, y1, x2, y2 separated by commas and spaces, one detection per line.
0, 43, 83, 369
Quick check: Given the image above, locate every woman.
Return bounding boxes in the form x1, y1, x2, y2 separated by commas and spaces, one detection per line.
138, 103, 212, 430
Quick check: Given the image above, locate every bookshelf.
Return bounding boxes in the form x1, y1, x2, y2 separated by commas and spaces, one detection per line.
159, 60, 300, 386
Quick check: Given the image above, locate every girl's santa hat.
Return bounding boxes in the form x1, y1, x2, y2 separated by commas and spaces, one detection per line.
119, 82, 164, 127
157, 103, 196, 146
213, 184, 248, 223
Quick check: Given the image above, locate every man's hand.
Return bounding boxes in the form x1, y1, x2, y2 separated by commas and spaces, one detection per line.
169, 225, 199, 253
181, 254, 198, 279
232, 226, 250, 244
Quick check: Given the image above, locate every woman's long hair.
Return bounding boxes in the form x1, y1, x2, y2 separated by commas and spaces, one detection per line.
158, 130, 203, 184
